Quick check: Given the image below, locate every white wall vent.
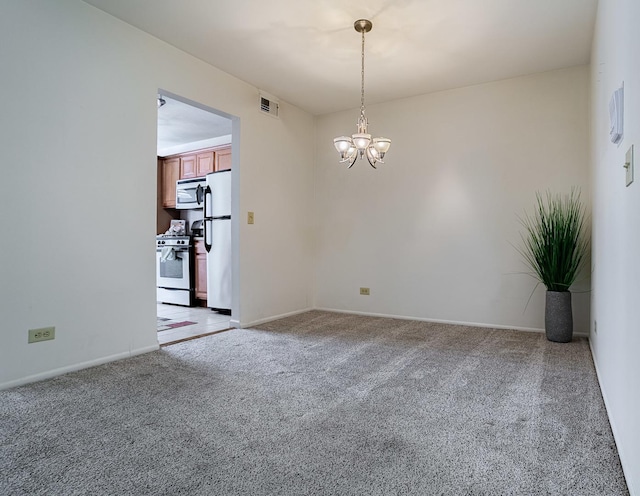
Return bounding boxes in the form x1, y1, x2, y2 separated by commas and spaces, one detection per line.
259, 91, 279, 118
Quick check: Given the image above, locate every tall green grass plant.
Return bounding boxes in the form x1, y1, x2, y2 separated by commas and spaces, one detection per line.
518, 189, 589, 292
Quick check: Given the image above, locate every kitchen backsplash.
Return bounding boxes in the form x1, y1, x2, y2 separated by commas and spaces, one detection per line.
180, 208, 204, 234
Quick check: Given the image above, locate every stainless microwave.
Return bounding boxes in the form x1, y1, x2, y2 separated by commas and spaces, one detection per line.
176, 177, 205, 210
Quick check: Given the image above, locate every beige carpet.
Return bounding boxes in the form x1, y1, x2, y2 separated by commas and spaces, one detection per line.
1, 310, 628, 495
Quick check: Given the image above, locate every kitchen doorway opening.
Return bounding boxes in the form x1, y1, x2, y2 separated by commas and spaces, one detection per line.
155, 90, 239, 345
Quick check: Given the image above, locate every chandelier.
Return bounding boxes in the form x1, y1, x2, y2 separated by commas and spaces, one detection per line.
334, 19, 391, 169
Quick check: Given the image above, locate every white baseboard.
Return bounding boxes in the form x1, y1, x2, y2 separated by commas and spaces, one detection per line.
1, 309, 588, 391
236, 307, 313, 329
588, 340, 634, 494
315, 307, 549, 334
239, 306, 589, 338
0, 343, 160, 391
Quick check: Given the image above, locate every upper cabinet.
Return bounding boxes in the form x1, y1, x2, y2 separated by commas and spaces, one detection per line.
215, 146, 232, 171
161, 157, 180, 208
180, 154, 197, 179
160, 145, 232, 209
196, 151, 215, 176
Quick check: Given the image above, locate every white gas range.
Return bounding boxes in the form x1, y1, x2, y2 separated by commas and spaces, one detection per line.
156, 235, 194, 306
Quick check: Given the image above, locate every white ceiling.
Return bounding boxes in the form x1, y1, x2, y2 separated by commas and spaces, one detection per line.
157, 96, 232, 156
84, 0, 598, 116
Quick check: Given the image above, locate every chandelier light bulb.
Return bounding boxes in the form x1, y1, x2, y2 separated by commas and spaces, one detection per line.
353, 133, 371, 151
334, 137, 352, 152
373, 137, 391, 157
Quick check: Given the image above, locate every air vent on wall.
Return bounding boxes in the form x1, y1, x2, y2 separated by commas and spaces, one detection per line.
259, 91, 279, 118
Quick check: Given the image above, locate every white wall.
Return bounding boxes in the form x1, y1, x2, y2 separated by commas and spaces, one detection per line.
315, 66, 590, 332
1, 1, 635, 486
0, 0, 314, 388
590, 0, 640, 492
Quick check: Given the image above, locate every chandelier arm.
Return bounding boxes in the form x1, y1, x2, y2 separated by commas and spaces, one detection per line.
365, 149, 377, 169
347, 153, 358, 169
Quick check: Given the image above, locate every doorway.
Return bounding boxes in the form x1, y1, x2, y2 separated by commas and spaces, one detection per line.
156, 91, 238, 345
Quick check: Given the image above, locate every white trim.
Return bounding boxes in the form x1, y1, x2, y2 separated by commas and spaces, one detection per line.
588, 339, 634, 494
237, 307, 313, 329
0, 344, 159, 391
238, 306, 589, 337
314, 307, 589, 337
315, 307, 544, 332
1, 311, 588, 390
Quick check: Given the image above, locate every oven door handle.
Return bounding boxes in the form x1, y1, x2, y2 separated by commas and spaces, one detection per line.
156, 247, 190, 253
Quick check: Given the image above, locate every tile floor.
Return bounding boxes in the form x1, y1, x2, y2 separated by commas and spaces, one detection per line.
157, 303, 233, 346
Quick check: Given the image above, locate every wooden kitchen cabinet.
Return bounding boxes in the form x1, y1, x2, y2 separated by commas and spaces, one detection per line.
181, 154, 197, 179
215, 146, 232, 171
196, 151, 215, 176
195, 240, 207, 301
161, 157, 180, 208
160, 146, 231, 210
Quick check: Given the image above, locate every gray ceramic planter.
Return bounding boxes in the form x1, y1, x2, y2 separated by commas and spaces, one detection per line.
545, 291, 573, 342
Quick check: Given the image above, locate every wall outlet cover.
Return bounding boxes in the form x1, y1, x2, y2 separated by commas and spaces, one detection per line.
28, 326, 55, 343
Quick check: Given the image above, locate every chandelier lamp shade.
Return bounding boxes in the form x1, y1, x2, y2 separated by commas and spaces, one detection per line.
334, 19, 391, 169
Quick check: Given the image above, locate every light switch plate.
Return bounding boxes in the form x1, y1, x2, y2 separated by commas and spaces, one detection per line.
625, 145, 634, 187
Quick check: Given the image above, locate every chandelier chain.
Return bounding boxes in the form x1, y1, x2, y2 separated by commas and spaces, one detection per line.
360, 28, 365, 115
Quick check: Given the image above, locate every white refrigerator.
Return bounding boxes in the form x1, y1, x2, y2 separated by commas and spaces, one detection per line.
203, 170, 231, 311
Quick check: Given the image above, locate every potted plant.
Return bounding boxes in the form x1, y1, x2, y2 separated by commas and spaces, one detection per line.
518, 189, 589, 342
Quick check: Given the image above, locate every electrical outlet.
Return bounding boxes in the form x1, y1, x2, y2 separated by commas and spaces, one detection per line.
594, 320, 598, 334
247, 211, 254, 224
360, 287, 370, 295
28, 326, 55, 343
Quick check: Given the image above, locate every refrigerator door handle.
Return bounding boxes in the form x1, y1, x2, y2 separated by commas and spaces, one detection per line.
204, 218, 212, 253
204, 185, 212, 253
203, 185, 212, 218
